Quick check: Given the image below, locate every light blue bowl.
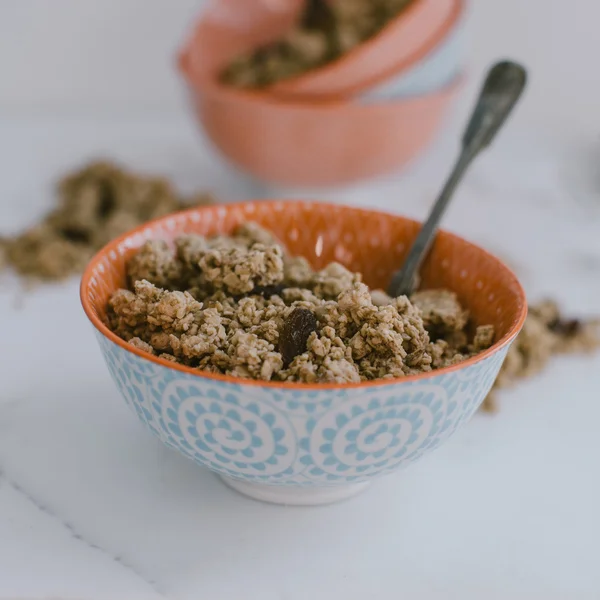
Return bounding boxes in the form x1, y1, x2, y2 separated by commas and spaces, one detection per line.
97, 332, 508, 504
82, 201, 526, 505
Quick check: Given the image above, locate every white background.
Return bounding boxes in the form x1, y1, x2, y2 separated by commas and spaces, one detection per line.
1, 2, 600, 599
0, 0, 598, 140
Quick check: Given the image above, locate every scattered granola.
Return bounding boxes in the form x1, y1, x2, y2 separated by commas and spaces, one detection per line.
220, 0, 415, 89
106, 223, 496, 384
2, 161, 214, 282
0, 237, 8, 273
482, 301, 600, 411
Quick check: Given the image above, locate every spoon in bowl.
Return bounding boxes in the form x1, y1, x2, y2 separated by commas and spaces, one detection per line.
387, 60, 527, 298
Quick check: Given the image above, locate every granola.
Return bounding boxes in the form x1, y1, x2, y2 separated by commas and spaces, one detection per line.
482, 301, 600, 412
220, 0, 415, 89
106, 223, 496, 384
2, 161, 214, 282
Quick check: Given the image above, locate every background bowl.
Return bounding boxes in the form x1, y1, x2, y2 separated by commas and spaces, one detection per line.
81, 201, 527, 506
183, 0, 462, 100
179, 58, 462, 187
178, 0, 465, 187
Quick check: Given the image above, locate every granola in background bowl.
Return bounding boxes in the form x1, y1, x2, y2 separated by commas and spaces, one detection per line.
221, 0, 417, 89
177, 0, 463, 186
191, 0, 462, 100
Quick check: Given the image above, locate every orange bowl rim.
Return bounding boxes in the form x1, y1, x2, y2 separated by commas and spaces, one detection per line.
80, 200, 528, 391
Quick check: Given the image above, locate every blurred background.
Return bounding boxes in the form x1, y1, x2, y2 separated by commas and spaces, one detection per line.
1, 0, 598, 141
2, 0, 599, 302
1, 2, 600, 599
2, 0, 599, 205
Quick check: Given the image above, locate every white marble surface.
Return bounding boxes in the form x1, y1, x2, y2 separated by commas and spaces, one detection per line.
1, 114, 600, 600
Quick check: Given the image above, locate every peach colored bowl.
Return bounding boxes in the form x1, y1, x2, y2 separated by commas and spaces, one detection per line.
81, 201, 526, 505
179, 55, 462, 186
182, 0, 463, 100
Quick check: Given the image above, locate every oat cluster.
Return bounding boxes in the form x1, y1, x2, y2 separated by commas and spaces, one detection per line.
106, 222, 495, 384
221, 0, 415, 89
482, 300, 600, 411
1, 161, 214, 281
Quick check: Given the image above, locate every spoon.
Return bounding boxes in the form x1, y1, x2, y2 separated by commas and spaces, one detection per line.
387, 60, 527, 298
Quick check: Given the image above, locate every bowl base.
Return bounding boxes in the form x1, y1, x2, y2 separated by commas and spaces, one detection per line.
219, 476, 371, 506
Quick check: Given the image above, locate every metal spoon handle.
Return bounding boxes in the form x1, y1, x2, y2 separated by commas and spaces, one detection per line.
462, 60, 528, 151
388, 60, 527, 298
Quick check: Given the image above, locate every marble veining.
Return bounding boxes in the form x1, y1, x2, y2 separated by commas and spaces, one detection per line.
0, 467, 168, 598
1, 117, 599, 599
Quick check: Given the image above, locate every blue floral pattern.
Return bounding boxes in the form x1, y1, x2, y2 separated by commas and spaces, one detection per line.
99, 334, 161, 438
161, 379, 297, 480
97, 333, 512, 486
299, 386, 447, 482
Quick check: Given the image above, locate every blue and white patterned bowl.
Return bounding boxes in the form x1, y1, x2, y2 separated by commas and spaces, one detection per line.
81, 201, 527, 505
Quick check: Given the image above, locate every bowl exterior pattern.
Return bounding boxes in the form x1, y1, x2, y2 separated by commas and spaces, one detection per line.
97, 332, 509, 486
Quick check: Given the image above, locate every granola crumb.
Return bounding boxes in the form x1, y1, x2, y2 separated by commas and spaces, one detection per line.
410, 289, 469, 335
199, 244, 284, 295
0, 237, 9, 273
284, 255, 315, 287
488, 301, 600, 403
312, 262, 361, 299
370, 289, 393, 306
471, 324, 495, 352
480, 392, 499, 413
127, 240, 182, 289
2, 160, 214, 282
129, 337, 156, 355
234, 221, 283, 247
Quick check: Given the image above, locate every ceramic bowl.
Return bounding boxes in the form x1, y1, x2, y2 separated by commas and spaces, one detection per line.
178, 52, 462, 186
182, 0, 462, 100
357, 5, 465, 103
178, 0, 464, 186
81, 201, 527, 506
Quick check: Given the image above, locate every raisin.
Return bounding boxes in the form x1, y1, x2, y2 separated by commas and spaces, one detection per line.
279, 307, 318, 367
